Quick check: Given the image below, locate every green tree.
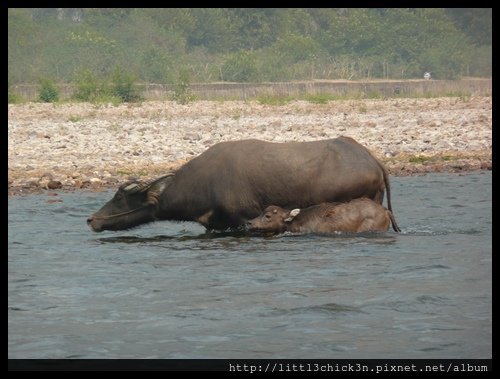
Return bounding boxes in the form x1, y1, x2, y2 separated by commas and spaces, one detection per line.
187, 9, 238, 53
272, 33, 320, 63
142, 47, 173, 83
7, 8, 491, 84
220, 50, 258, 82
227, 8, 280, 50
143, 8, 196, 38
446, 8, 492, 46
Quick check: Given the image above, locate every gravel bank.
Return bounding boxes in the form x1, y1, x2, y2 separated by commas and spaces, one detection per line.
8, 96, 491, 195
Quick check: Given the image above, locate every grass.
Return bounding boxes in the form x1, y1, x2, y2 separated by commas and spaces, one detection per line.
406, 90, 473, 100
380, 152, 489, 171
303, 93, 335, 104
406, 153, 470, 164
8, 89, 25, 104
116, 169, 132, 176
107, 123, 120, 132
365, 90, 384, 99
256, 94, 294, 106
226, 88, 475, 103
408, 155, 433, 164
68, 115, 82, 122
256, 92, 366, 105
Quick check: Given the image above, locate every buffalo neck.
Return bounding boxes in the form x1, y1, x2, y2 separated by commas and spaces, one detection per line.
156, 173, 212, 222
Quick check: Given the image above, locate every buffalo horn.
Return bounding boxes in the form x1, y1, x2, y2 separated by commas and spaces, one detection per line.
122, 173, 175, 194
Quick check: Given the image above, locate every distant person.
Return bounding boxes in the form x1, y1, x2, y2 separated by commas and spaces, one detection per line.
424, 72, 431, 80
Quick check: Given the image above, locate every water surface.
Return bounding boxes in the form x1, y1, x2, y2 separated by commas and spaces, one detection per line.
8, 172, 492, 358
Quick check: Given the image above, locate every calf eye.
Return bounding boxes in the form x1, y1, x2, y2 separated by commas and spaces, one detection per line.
265, 214, 272, 219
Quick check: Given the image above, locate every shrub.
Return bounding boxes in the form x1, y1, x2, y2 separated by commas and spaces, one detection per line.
109, 66, 141, 102
171, 69, 195, 104
37, 77, 59, 102
72, 69, 104, 102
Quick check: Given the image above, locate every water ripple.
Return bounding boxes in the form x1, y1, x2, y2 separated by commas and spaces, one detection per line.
268, 303, 364, 317
8, 172, 492, 359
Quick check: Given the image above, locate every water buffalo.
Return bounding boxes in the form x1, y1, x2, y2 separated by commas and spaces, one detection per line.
246, 198, 399, 235
87, 137, 401, 232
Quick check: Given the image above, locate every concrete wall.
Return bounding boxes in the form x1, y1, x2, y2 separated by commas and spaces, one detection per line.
11, 78, 492, 102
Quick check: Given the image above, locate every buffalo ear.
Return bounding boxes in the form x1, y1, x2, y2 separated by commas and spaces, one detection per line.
284, 208, 300, 222
148, 174, 174, 195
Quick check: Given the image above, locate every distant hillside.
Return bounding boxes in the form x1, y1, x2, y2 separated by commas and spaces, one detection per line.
8, 8, 491, 84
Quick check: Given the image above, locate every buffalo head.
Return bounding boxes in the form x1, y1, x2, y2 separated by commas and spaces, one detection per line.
87, 174, 173, 232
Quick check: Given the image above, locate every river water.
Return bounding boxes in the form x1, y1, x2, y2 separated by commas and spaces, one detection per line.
8, 172, 491, 359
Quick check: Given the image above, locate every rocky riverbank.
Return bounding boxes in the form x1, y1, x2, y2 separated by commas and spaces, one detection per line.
8, 96, 491, 196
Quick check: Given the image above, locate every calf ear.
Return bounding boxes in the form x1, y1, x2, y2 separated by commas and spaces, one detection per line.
284, 208, 300, 222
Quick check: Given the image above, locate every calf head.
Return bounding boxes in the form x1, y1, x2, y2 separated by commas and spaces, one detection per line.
247, 205, 301, 233
87, 174, 173, 232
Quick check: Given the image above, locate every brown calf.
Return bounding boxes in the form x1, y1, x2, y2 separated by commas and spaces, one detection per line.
247, 198, 399, 234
